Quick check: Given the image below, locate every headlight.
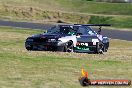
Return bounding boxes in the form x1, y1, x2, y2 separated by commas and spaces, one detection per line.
48, 39, 56, 42
57, 40, 63, 46
26, 38, 33, 42
57, 40, 62, 42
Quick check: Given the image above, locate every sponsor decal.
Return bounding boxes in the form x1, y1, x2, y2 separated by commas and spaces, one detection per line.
76, 42, 89, 46
76, 47, 89, 50
76, 42, 89, 50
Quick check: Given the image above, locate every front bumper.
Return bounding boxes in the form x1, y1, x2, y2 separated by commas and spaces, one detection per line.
25, 41, 64, 51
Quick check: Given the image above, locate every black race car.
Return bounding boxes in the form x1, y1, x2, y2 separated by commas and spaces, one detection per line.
25, 24, 110, 54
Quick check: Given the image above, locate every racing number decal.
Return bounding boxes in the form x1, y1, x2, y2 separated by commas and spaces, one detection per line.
76, 42, 88, 46
76, 42, 89, 50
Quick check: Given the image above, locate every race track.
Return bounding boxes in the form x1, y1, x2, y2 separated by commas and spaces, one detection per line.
0, 20, 132, 41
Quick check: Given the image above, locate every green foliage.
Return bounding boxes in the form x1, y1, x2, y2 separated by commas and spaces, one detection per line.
89, 16, 112, 24
0, 0, 132, 15
89, 16, 132, 28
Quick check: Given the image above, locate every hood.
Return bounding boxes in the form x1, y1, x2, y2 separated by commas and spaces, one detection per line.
29, 33, 62, 39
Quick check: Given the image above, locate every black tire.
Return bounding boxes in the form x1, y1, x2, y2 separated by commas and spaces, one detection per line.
26, 46, 32, 50
106, 42, 109, 51
57, 41, 74, 52
64, 45, 69, 52
103, 42, 109, 52
103, 45, 106, 52
95, 42, 100, 54
95, 42, 103, 54
25, 42, 33, 50
67, 41, 74, 52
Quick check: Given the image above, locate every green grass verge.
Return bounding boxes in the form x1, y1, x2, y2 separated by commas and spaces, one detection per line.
0, 4, 132, 29
89, 15, 132, 28
0, 26, 132, 88
0, 0, 132, 29
56, 0, 132, 15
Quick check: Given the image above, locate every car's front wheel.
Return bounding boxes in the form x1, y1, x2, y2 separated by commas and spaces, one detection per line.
57, 41, 74, 52
25, 46, 32, 50
66, 41, 74, 52
25, 42, 33, 50
95, 42, 103, 54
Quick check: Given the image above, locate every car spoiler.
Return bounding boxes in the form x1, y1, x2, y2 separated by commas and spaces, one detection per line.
74, 24, 111, 34
74, 24, 111, 26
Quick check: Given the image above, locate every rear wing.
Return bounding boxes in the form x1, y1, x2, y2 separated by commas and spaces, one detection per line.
74, 24, 111, 34
74, 24, 111, 26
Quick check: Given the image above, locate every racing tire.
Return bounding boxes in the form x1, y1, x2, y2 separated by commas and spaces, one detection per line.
63, 44, 73, 52
95, 42, 103, 54
26, 46, 32, 51
106, 42, 109, 51
103, 44, 107, 52
25, 42, 33, 51
57, 41, 74, 52
103, 42, 109, 52
67, 41, 74, 52
63, 45, 68, 52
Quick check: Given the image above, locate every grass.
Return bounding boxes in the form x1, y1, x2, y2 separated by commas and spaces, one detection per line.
0, 26, 132, 88
56, 0, 132, 15
0, 0, 132, 15
89, 15, 132, 28
0, 0, 132, 29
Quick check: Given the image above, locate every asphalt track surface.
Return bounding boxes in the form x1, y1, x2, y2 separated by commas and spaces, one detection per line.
0, 20, 132, 41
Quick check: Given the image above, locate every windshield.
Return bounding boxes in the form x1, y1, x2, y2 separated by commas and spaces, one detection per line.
85, 26, 96, 35
47, 25, 96, 35
47, 26, 60, 34
47, 26, 76, 35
